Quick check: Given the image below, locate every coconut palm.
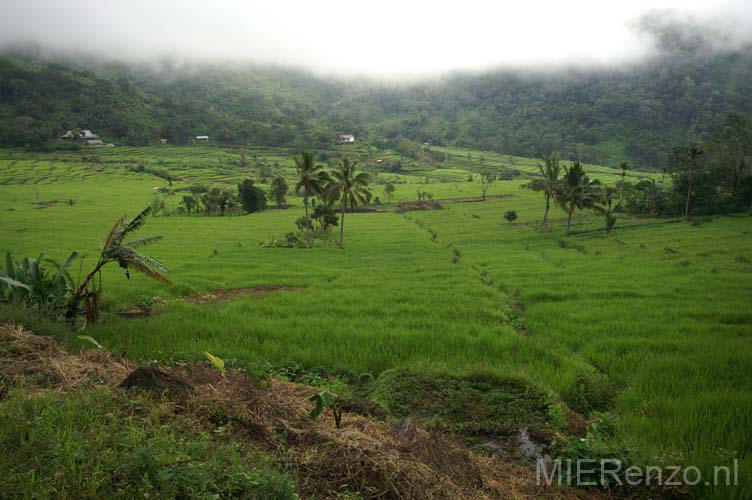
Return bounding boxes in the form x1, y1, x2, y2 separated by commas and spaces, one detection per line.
684, 146, 703, 218
555, 161, 603, 237
329, 157, 372, 249
537, 154, 561, 232
68, 207, 171, 324
618, 162, 630, 206
294, 151, 329, 248
619, 162, 630, 182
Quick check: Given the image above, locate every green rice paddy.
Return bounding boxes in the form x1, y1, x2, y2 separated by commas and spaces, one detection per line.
1, 144, 749, 499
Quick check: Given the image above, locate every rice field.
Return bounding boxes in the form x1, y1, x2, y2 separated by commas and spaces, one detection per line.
0, 145, 749, 499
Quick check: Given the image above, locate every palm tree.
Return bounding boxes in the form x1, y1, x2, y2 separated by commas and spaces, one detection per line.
618, 162, 630, 206
603, 185, 618, 213
68, 207, 171, 324
537, 155, 561, 232
555, 161, 603, 237
329, 157, 372, 249
684, 146, 703, 218
619, 162, 630, 182
294, 151, 329, 248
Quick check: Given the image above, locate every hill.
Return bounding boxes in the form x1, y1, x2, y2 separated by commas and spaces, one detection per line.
1, 16, 751, 168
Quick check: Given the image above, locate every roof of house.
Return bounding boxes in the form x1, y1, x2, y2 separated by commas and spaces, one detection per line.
196, 135, 209, 139
62, 129, 99, 139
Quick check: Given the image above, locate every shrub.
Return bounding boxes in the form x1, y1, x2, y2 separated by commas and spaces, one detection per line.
371, 370, 553, 435
1, 251, 77, 317
564, 373, 619, 415
605, 213, 617, 232
285, 232, 300, 248
295, 216, 308, 232
503, 210, 518, 223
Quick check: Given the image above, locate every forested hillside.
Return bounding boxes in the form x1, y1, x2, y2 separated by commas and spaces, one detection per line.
1, 17, 750, 168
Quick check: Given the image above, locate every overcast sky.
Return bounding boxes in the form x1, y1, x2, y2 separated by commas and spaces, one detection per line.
1, 0, 750, 77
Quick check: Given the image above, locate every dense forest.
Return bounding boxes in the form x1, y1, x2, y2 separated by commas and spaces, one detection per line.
1, 14, 751, 168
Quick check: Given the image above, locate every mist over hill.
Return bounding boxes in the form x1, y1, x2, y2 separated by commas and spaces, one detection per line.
1, 13, 750, 168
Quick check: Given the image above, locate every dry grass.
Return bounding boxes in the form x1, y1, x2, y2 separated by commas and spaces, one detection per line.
183, 285, 302, 304
0, 323, 132, 395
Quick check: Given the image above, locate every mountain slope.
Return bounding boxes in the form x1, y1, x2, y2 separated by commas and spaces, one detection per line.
1, 26, 751, 168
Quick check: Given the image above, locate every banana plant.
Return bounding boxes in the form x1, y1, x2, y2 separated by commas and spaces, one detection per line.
308, 390, 342, 428
1, 251, 78, 315
68, 206, 171, 324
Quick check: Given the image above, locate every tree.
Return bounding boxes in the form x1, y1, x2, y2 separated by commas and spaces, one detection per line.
384, 182, 395, 203
329, 157, 372, 249
555, 161, 603, 237
480, 171, 495, 201
237, 179, 267, 213
669, 145, 704, 218
532, 155, 561, 232
619, 162, 630, 182
181, 194, 197, 214
618, 162, 631, 205
603, 185, 618, 214
68, 207, 170, 324
711, 113, 752, 197
294, 151, 330, 248
270, 176, 289, 208
218, 189, 234, 216
605, 213, 617, 233
152, 187, 172, 216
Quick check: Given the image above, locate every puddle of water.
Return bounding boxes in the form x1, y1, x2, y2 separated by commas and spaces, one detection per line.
476, 429, 551, 464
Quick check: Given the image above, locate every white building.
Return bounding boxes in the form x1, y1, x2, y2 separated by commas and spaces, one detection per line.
61, 129, 102, 145
337, 134, 355, 143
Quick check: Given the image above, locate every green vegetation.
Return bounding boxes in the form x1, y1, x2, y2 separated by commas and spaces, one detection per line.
2, 14, 752, 168
555, 161, 603, 237
308, 390, 342, 428
372, 370, 554, 436
294, 151, 329, 248
1, 250, 77, 316
70, 206, 170, 323
237, 179, 267, 214
0, 140, 750, 499
0, 388, 297, 499
329, 157, 372, 248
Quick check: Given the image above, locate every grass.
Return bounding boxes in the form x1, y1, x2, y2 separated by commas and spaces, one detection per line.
371, 369, 556, 435
0, 144, 750, 499
0, 388, 297, 499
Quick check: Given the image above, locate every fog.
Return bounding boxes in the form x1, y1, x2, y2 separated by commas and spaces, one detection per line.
1, 0, 751, 78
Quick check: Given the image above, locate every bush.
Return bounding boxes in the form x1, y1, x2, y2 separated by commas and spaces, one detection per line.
285, 232, 300, 248
564, 373, 619, 416
371, 369, 554, 435
1, 252, 77, 317
503, 210, 518, 223
605, 213, 617, 232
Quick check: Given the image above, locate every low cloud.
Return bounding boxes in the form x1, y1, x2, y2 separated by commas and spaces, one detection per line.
1, 0, 750, 77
